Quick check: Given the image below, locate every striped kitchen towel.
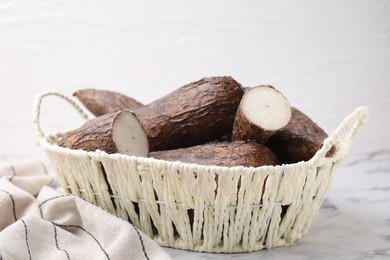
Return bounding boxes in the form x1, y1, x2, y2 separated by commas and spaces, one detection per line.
0, 157, 172, 260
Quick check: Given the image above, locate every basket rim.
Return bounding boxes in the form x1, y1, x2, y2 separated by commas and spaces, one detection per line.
39, 130, 332, 174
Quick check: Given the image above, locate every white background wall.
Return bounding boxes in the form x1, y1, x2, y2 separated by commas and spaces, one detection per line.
0, 0, 389, 160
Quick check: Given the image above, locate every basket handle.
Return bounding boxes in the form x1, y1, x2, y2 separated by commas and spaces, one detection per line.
310, 106, 369, 163
32, 91, 90, 142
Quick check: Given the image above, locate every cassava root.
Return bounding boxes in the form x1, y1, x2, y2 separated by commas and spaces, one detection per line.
58, 110, 149, 157
232, 85, 291, 144
74, 89, 144, 116
266, 107, 335, 163
134, 76, 244, 151
149, 141, 279, 167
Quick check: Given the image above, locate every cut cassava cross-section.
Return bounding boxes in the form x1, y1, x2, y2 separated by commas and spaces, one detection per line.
74, 89, 144, 116
58, 110, 149, 156
149, 141, 279, 167
266, 107, 335, 164
232, 85, 291, 144
134, 76, 244, 151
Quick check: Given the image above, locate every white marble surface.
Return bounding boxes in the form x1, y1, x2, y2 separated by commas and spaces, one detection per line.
165, 150, 390, 259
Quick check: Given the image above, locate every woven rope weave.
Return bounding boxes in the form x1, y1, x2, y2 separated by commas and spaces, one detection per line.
33, 92, 368, 252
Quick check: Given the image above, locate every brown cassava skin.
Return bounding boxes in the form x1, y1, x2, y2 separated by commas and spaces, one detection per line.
266, 107, 335, 164
135, 76, 244, 151
58, 111, 122, 154
149, 141, 279, 167
232, 85, 289, 144
206, 134, 232, 144
74, 89, 144, 116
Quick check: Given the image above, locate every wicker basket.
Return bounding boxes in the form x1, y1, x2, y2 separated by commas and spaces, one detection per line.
33, 92, 368, 253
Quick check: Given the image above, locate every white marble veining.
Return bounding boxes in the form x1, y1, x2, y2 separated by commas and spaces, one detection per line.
165, 150, 390, 259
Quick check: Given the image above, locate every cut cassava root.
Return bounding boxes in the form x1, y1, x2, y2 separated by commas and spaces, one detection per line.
58, 110, 149, 157
266, 107, 335, 164
74, 89, 144, 116
232, 85, 291, 144
149, 141, 279, 167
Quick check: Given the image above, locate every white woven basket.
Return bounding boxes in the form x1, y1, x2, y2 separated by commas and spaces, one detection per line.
33, 92, 368, 253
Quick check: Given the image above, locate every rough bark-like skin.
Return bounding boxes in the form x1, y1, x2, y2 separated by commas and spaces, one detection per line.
266, 107, 335, 164
74, 89, 144, 116
232, 85, 288, 144
149, 141, 279, 167
135, 76, 244, 151
206, 134, 232, 144
58, 111, 120, 153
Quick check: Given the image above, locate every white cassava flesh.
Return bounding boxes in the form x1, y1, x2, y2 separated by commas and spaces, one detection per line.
113, 111, 149, 156
242, 86, 291, 131
232, 85, 292, 144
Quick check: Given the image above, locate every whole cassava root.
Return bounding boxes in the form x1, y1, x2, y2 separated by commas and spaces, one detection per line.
266, 107, 335, 164
58, 110, 149, 157
149, 141, 279, 167
232, 85, 291, 144
74, 89, 144, 116
134, 76, 244, 151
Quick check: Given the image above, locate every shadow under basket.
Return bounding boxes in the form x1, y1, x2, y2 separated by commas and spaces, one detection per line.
33, 92, 369, 253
